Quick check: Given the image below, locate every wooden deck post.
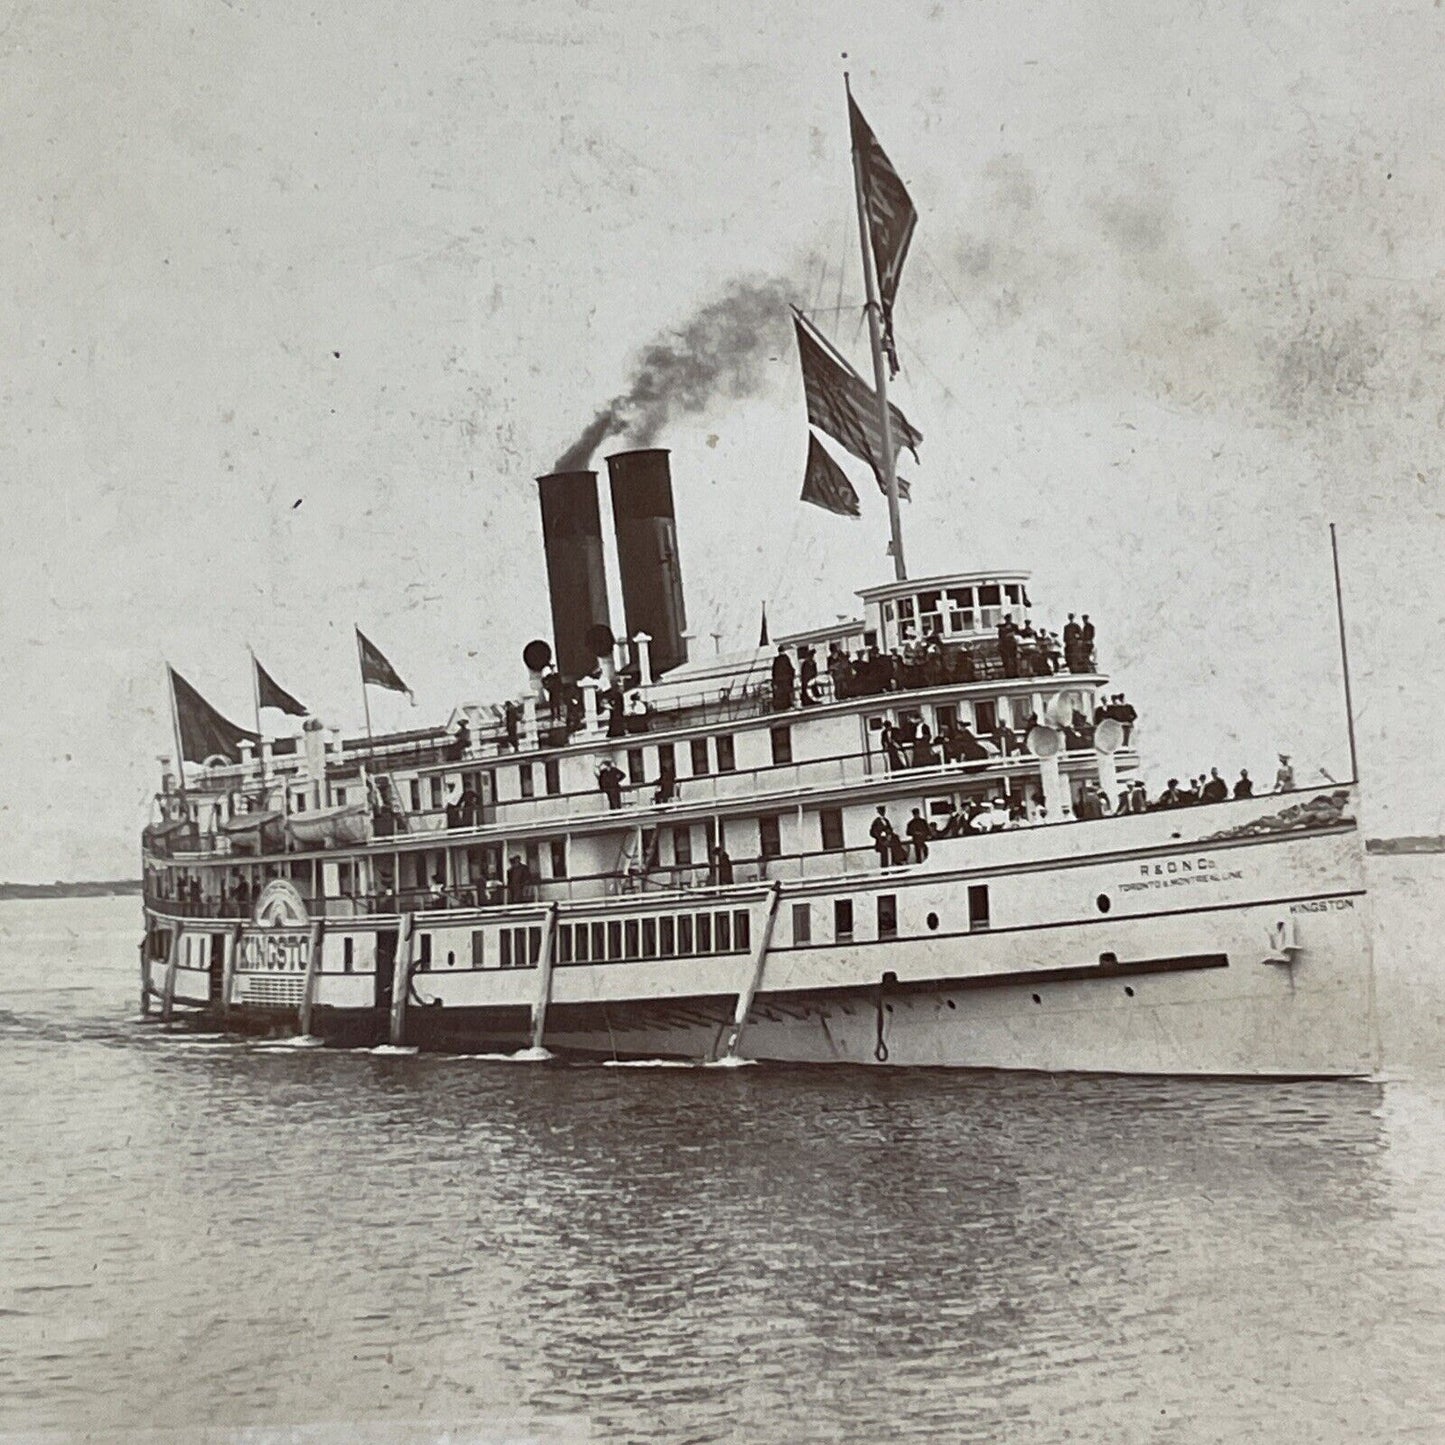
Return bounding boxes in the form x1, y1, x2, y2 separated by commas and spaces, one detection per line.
222, 922, 242, 1021
160, 925, 181, 1025
298, 919, 325, 1037
529, 902, 561, 1053
389, 913, 415, 1047
722, 882, 783, 1061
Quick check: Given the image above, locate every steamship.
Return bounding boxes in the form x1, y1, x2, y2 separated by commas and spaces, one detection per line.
137, 90, 1379, 1076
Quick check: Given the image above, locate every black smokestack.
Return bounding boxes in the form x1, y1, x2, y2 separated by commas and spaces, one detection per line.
607, 448, 688, 678
553, 275, 793, 471
536, 470, 612, 680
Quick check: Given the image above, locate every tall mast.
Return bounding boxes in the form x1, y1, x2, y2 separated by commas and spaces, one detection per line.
846, 73, 907, 582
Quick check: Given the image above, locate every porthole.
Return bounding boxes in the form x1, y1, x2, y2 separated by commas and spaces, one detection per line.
1124, 986, 1135, 997
884, 1003, 894, 1014
1031, 993, 1042, 1005
1096, 894, 1112, 914
946, 999, 957, 1010
926, 912, 940, 931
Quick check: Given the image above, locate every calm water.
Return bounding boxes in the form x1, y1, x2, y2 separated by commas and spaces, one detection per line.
2, 877, 1443, 1443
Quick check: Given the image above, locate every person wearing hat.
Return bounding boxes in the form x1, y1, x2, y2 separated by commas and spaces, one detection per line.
1274, 755, 1295, 793
1233, 769, 1254, 799
870, 805, 897, 869
770, 644, 795, 711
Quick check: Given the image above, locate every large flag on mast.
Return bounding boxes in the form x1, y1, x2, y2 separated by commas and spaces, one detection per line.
254, 656, 308, 717
792, 309, 919, 497
800, 434, 862, 518
169, 666, 258, 764
356, 628, 413, 702
848, 95, 917, 377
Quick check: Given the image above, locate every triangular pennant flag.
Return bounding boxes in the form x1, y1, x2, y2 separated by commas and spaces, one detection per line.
169, 666, 257, 764
759, 604, 771, 647
849, 94, 917, 377
800, 432, 862, 518
254, 656, 308, 717
356, 628, 413, 700
792, 310, 918, 498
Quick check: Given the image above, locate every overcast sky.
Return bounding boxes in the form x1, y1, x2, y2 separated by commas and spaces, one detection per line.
2, 0, 1442, 881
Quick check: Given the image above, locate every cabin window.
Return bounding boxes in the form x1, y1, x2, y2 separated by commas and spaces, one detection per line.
819, 808, 845, 853
446, 950, 456, 969
975, 700, 997, 734
968, 884, 991, 932
293, 793, 307, 813
500, 931, 513, 969
714, 912, 732, 951
660, 916, 676, 955
624, 919, 640, 958
715, 735, 736, 772
878, 894, 898, 940
430, 777, 445, 810
343, 937, 355, 973
607, 921, 623, 960
627, 748, 646, 785
642, 918, 658, 958
573, 924, 589, 963
556, 925, 572, 963
549, 840, 567, 878
678, 914, 695, 955
759, 814, 781, 859
417, 933, 432, 968
409, 780, 421, 813
834, 899, 854, 940
978, 584, 1001, 606
471, 930, 485, 967
792, 903, 811, 944
697, 913, 713, 952
519, 763, 534, 799
734, 911, 750, 952
770, 725, 793, 765
334, 788, 347, 806
526, 842, 541, 877
544, 760, 561, 795
673, 826, 693, 869
690, 738, 710, 775
529, 927, 542, 964
591, 922, 605, 961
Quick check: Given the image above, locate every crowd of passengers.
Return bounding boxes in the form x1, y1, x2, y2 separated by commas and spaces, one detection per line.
770, 613, 1100, 710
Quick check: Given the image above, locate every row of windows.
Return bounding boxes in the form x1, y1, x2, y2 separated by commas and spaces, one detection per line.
791, 885, 991, 944
558, 910, 752, 964
411, 910, 756, 971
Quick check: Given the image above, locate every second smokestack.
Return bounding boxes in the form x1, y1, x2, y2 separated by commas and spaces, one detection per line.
606, 448, 689, 678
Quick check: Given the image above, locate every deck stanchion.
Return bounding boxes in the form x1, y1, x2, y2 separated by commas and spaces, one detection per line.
161, 925, 181, 1025
299, 919, 325, 1037
529, 902, 561, 1053
389, 913, 415, 1047
722, 882, 783, 1061
222, 921, 242, 1022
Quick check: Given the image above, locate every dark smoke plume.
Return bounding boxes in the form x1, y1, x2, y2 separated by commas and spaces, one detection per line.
552, 276, 794, 472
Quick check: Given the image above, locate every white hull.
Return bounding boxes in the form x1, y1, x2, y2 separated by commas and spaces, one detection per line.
143, 789, 1379, 1078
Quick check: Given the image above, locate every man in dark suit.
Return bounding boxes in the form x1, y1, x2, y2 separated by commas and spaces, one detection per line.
771, 645, 795, 711
1063, 613, 1082, 671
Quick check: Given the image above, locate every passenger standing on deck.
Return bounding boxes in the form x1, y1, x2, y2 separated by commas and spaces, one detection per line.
1274, 754, 1295, 793
906, 808, 931, 863
708, 845, 733, 886
1233, 769, 1254, 798
596, 759, 625, 810
870, 806, 897, 868
771, 645, 795, 711
1063, 614, 1082, 671
997, 617, 1019, 677
1202, 768, 1228, 804
881, 720, 907, 771
506, 854, 533, 904
1081, 615, 1096, 669
799, 647, 819, 707
503, 699, 521, 751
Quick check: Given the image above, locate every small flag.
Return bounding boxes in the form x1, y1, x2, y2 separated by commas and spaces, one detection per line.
849, 95, 917, 377
793, 310, 919, 498
800, 433, 862, 518
169, 666, 257, 764
254, 656, 308, 717
357, 628, 413, 701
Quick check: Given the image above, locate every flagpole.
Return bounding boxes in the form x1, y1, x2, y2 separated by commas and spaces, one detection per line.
846, 73, 907, 582
355, 627, 376, 762
165, 664, 188, 807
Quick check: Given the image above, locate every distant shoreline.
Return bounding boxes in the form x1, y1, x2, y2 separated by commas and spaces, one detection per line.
1366, 838, 1445, 855
0, 880, 142, 901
